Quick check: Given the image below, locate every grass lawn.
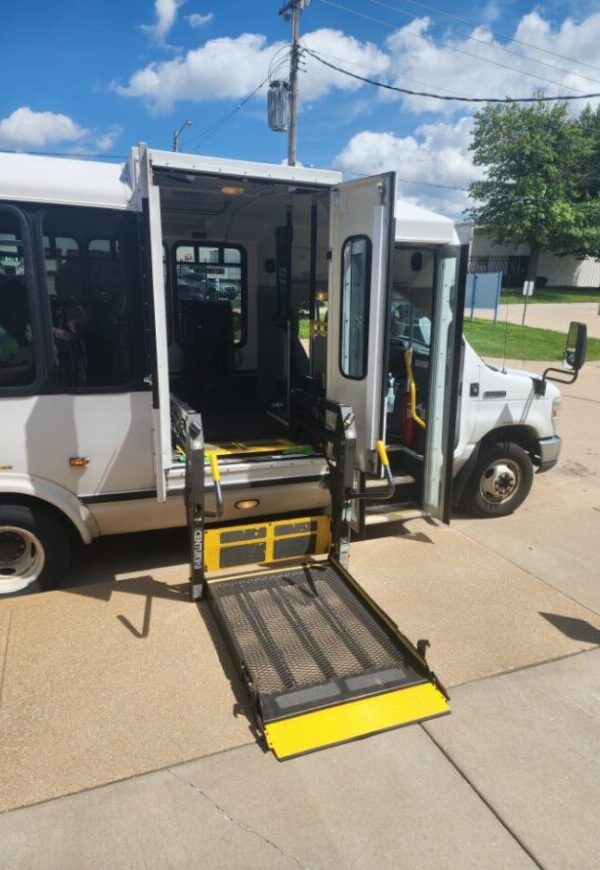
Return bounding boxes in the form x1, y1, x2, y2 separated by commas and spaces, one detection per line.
300, 316, 600, 361
464, 318, 600, 361
502, 286, 600, 304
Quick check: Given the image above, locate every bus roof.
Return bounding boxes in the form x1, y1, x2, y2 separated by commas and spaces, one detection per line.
0, 152, 132, 210
395, 200, 459, 246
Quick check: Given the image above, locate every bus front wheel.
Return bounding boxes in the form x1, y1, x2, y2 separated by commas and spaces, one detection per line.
0, 503, 71, 595
461, 442, 534, 518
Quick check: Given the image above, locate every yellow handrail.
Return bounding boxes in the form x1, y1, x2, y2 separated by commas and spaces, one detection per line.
404, 348, 426, 429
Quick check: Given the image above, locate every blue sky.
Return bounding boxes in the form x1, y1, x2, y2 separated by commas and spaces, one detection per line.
3, 1, 600, 216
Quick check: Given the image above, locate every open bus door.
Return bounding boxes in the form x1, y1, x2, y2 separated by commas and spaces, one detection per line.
423, 244, 468, 523
326, 173, 396, 476
138, 145, 171, 502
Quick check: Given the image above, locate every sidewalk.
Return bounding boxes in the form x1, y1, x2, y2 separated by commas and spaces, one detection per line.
1, 649, 598, 869
474, 301, 600, 338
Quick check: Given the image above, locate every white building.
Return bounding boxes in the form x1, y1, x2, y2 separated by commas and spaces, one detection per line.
455, 222, 600, 289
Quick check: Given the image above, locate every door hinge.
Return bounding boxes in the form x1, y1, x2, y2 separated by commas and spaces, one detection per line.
377, 181, 387, 205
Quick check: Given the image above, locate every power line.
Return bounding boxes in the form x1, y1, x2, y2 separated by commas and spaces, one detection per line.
183, 76, 270, 150
377, 0, 600, 76
299, 41, 460, 94
364, 0, 600, 87
317, 0, 585, 94
304, 45, 600, 102
337, 165, 470, 190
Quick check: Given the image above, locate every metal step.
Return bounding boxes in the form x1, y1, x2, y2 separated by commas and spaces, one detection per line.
364, 504, 426, 526
364, 473, 415, 490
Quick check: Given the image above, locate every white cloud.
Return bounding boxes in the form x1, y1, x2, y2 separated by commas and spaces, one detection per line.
94, 125, 123, 152
0, 107, 122, 155
334, 117, 481, 219
299, 29, 388, 100
482, 2, 501, 24
187, 12, 213, 28
141, 0, 186, 44
383, 13, 600, 116
0, 107, 88, 149
116, 28, 388, 111
117, 33, 284, 111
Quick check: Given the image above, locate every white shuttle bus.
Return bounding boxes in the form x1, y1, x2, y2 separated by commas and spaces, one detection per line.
0, 147, 583, 597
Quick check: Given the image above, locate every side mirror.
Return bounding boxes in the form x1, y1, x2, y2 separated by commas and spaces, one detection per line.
541, 320, 587, 388
563, 321, 587, 372
410, 251, 423, 272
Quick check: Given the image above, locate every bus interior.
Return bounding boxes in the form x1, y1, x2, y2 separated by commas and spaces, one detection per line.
156, 169, 331, 447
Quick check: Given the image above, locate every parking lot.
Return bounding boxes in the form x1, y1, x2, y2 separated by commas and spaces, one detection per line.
0, 360, 599, 869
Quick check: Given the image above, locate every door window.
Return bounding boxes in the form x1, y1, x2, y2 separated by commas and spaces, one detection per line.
339, 235, 371, 380
0, 212, 35, 387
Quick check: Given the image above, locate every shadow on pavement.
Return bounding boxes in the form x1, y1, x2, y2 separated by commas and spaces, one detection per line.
364, 519, 435, 543
539, 612, 600, 645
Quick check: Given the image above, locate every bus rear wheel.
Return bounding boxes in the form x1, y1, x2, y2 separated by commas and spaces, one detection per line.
0, 504, 71, 595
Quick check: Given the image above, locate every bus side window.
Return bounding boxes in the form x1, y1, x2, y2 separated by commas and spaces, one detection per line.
42, 207, 144, 391
0, 210, 35, 388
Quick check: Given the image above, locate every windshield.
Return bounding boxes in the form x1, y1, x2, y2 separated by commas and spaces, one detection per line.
390, 297, 431, 350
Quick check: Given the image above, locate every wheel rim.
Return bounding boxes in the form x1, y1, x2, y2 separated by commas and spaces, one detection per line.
0, 526, 45, 594
479, 459, 521, 506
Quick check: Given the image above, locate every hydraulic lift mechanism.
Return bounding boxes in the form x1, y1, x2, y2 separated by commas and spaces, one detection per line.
174, 392, 450, 760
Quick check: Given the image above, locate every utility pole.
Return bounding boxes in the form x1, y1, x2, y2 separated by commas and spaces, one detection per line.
172, 120, 192, 152
279, 0, 310, 166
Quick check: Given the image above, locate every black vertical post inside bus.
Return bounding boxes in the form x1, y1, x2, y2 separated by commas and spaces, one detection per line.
275, 206, 293, 414
308, 199, 318, 378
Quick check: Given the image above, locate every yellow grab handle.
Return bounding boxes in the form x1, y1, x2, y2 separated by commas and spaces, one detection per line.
376, 440, 390, 468
404, 349, 426, 429
209, 452, 221, 483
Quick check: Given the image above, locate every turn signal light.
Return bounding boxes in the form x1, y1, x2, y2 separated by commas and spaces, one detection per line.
235, 499, 260, 510
69, 457, 89, 468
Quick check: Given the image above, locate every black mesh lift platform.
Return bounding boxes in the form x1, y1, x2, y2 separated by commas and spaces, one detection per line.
208, 561, 449, 758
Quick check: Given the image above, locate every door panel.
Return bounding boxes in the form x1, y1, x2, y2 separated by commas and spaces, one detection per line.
423, 244, 468, 521
326, 173, 395, 473
139, 147, 171, 501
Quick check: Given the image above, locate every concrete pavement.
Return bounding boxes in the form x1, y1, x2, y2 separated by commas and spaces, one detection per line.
0, 359, 599, 866
2, 650, 599, 869
455, 359, 600, 613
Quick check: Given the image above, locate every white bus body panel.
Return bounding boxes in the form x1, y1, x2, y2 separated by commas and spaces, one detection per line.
0, 393, 154, 495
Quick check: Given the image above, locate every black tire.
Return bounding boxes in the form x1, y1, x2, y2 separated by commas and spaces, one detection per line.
461, 442, 534, 518
0, 503, 71, 595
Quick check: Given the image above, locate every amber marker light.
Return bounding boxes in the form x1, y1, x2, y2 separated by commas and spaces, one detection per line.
69, 457, 90, 468
235, 499, 260, 510
221, 185, 245, 196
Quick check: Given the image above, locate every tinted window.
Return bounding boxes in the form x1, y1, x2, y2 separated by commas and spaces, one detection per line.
174, 243, 245, 344
0, 212, 35, 387
340, 236, 371, 379
42, 207, 143, 390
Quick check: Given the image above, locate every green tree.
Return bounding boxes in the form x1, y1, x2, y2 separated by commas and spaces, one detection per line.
467, 100, 600, 281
